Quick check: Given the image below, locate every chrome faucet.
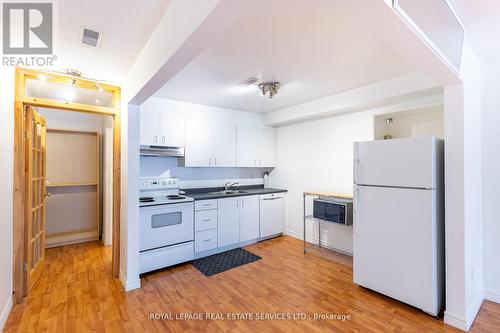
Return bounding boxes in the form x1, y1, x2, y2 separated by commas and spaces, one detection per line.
224, 181, 239, 192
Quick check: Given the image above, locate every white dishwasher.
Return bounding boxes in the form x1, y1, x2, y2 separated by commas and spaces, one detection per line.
259, 193, 285, 239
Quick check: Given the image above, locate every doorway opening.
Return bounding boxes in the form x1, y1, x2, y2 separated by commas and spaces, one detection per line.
12, 68, 122, 302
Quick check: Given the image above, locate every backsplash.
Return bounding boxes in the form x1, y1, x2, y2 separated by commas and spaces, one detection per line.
140, 156, 273, 181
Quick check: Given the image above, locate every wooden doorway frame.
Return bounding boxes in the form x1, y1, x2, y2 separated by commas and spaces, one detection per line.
12, 67, 122, 302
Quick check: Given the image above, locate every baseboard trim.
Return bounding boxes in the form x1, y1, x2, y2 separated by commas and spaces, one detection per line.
484, 290, 500, 304
46, 230, 99, 248
466, 291, 484, 330
119, 270, 141, 292
284, 229, 353, 256
0, 296, 13, 331
444, 312, 468, 331
444, 291, 484, 331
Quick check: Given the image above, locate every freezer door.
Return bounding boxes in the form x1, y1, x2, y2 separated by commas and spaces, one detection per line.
354, 137, 439, 189
353, 185, 443, 315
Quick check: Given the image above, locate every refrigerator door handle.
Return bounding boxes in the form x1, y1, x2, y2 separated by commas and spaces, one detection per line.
353, 143, 360, 184
353, 185, 359, 235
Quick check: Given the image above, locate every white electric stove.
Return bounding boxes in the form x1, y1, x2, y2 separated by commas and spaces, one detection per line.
139, 177, 194, 274
139, 177, 194, 206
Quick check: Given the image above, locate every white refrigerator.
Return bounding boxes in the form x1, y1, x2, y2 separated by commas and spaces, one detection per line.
353, 136, 444, 316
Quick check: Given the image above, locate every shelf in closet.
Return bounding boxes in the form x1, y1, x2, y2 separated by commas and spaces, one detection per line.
47, 182, 98, 188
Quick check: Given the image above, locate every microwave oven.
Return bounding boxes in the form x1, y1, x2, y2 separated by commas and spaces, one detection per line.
313, 198, 353, 226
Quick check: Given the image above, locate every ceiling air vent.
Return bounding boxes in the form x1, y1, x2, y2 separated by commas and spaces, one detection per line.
239, 77, 259, 87
81, 27, 102, 48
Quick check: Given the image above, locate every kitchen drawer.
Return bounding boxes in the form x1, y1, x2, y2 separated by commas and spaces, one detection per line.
195, 199, 218, 211
195, 209, 218, 232
195, 229, 218, 253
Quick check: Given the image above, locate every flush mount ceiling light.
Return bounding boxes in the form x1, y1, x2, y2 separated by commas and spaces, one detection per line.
259, 82, 280, 99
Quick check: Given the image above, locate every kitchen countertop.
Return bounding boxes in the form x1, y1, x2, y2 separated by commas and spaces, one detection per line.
183, 185, 287, 200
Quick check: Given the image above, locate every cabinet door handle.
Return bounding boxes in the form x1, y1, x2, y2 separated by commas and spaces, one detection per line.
242, 199, 244, 207
154, 136, 158, 143
162, 136, 165, 143
215, 157, 217, 165
259, 160, 261, 166
209, 157, 212, 165
263, 197, 281, 200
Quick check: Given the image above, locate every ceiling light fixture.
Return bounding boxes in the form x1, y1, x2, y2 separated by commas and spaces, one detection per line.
258, 82, 280, 99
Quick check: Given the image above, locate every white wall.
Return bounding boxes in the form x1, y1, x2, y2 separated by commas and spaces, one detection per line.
38, 108, 110, 133
481, 60, 500, 304
119, 103, 141, 291
443, 44, 484, 331
269, 110, 375, 253
141, 97, 265, 126
374, 105, 444, 140
0, 67, 15, 330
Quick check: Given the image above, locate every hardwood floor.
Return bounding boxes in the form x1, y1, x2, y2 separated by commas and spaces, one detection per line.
4, 236, 499, 332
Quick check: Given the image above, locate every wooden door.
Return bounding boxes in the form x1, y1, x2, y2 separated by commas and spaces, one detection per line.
24, 106, 47, 292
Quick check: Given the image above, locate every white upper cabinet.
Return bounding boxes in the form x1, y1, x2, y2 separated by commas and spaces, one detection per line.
237, 125, 276, 167
258, 127, 276, 167
185, 118, 212, 167
236, 125, 258, 167
140, 109, 185, 147
185, 118, 236, 167
160, 114, 185, 147
140, 110, 161, 146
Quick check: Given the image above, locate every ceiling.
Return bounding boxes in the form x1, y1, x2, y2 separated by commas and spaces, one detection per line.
448, 0, 500, 63
153, 0, 418, 113
50, 0, 170, 84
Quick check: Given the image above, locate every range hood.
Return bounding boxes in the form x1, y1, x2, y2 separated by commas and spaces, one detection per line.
140, 145, 185, 157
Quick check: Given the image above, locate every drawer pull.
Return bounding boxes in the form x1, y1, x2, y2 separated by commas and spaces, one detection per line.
202, 219, 211, 222
203, 203, 210, 206
203, 239, 211, 243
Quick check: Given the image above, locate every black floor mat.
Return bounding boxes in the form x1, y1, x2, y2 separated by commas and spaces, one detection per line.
192, 248, 261, 277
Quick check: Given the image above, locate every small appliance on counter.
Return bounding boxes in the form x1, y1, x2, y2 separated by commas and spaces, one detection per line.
139, 177, 194, 274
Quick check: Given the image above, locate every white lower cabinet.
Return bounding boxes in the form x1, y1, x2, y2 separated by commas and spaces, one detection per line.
194, 200, 218, 253
217, 197, 240, 247
239, 196, 260, 242
195, 229, 218, 253
195, 209, 218, 232
194, 193, 284, 254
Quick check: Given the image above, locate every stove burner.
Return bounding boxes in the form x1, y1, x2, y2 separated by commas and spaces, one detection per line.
140, 197, 155, 203
166, 195, 186, 200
